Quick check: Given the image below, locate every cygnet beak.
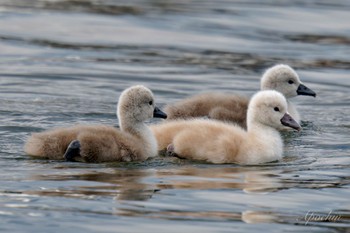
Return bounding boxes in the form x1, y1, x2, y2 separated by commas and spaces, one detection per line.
296, 83, 316, 97
153, 106, 167, 119
280, 113, 301, 131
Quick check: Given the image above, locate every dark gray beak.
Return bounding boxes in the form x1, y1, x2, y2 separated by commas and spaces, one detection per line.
280, 113, 301, 131
153, 106, 167, 119
297, 83, 316, 97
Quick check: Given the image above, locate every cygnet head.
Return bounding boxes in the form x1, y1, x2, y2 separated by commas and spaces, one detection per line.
247, 90, 301, 131
261, 64, 316, 98
117, 85, 167, 126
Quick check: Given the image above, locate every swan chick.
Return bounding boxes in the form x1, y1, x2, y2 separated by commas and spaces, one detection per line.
165, 64, 316, 127
24, 85, 167, 163
151, 90, 301, 164
261, 64, 316, 123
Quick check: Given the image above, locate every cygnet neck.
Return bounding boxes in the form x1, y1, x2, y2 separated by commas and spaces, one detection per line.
286, 100, 300, 124
247, 117, 282, 147
119, 115, 147, 138
119, 115, 157, 158
246, 120, 283, 163
247, 120, 281, 143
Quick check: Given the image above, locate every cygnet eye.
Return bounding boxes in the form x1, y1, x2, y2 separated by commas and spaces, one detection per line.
274, 107, 280, 112
288, 80, 294, 84
148, 100, 153, 105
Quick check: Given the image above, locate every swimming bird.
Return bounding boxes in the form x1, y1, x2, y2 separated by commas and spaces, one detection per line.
151, 90, 301, 164
24, 85, 167, 163
165, 64, 316, 128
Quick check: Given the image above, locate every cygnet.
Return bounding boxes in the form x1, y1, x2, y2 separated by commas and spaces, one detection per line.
165, 64, 316, 128
151, 90, 301, 164
24, 85, 167, 162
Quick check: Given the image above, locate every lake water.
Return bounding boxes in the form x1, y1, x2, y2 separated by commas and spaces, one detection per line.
0, 0, 349, 232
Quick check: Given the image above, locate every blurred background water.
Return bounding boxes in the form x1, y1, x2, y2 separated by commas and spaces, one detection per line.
0, 0, 350, 232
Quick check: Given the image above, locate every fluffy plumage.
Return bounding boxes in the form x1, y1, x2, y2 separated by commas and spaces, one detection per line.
151, 90, 301, 164
165, 64, 316, 127
24, 85, 167, 162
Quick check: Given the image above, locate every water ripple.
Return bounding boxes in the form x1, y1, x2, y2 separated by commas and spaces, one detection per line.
1, 1, 350, 232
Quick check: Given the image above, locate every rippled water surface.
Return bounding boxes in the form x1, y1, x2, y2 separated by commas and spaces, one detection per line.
1, 1, 350, 232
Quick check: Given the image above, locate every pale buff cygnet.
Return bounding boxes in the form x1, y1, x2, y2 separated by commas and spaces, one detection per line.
24, 85, 167, 163
151, 90, 301, 165
165, 64, 316, 128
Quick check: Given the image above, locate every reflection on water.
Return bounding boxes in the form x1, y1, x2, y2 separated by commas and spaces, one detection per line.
30, 166, 277, 198
27, 163, 350, 198
6, 164, 347, 230
1, 0, 350, 232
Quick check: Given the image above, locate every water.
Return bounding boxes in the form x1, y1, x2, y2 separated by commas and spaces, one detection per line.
0, 0, 350, 232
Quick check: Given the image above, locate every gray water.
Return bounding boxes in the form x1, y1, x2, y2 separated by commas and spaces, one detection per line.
0, 1, 350, 232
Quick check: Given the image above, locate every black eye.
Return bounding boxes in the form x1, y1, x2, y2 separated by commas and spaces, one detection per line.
288, 80, 294, 84
274, 107, 280, 112
149, 100, 153, 105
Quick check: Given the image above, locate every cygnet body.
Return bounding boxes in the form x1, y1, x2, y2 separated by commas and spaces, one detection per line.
151, 90, 301, 164
165, 64, 316, 128
24, 85, 167, 162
